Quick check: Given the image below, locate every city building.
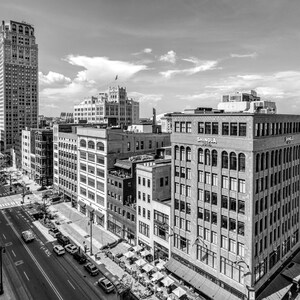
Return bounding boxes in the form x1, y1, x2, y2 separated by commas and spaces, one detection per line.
53, 124, 78, 205
73, 86, 139, 126
136, 157, 172, 261
76, 126, 170, 237
59, 112, 74, 123
167, 106, 300, 300
218, 90, 276, 114
0, 20, 38, 166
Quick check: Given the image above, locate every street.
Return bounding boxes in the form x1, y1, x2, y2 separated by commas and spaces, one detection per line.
0, 206, 119, 300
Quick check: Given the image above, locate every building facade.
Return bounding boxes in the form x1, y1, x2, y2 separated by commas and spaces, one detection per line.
136, 159, 172, 261
53, 124, 78, 205
168, 110, 300, 300
0, 21, 38, 165
76, 126, 170, 237
73, 86, 139, 126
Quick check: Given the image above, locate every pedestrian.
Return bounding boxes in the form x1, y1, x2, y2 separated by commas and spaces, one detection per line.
288, 290, 292, 300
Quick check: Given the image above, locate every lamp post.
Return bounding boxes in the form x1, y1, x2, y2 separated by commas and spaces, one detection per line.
0, 245, 6, 295
88, 210, 94, 256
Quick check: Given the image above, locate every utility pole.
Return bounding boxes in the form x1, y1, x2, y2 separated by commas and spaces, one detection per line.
89, 210, 94, 256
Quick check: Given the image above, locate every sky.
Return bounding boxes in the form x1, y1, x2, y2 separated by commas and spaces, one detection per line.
1, 0, 300, 117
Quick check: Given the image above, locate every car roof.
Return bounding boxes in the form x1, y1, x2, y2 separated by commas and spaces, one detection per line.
102, 279, 111, 285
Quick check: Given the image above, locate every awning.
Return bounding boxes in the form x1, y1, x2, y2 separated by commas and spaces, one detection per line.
124, 251, 135, 259
78, 200, 86, 207
141, 250, 151, 257
114, 162, 131, 170
142, 264, 155, 273
135, 258, 147, 267
258, 274, 293, 300
172, 287, 186, 298
133, 245, 143, 252
161, 276, 174, 287
282, 262, 300, 282
151, 271, 164, 282
166, 259, 240, 300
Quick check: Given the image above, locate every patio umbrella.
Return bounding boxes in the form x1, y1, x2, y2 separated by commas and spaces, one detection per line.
135, 258, 147, 267
133, 245, 143, 252
151, 271, 164, 282
140, 249, 151, 257
142, 263, 154, 273
124, 251, 135, 259
172, 287, 186, 298
156, 262, 166, 270
161, 276, 174, 287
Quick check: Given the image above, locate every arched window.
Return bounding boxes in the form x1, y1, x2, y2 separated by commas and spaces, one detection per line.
186, 147, 191, 162
80, 139, 86, 147
256, 154, 260, 172
238, 153, 246, 172
261, 153, 264, 171
205, 149, 210, 166
180, 146, 185, 161
212, 150, 218, 167
283, 148, 286, 164
97, 142, 104, 151
230, 152, 237, 170
271, 151, 274, 168
265, 152, 269, 169
175, 146, 179, 160
88, 140, 95, 149
278, 149, 282, 165
19, 25, 23, 33
222, 151, 228, 168
12, 24, 16, 31
289, 148, 292, 162
25, 27, 29, 35
198, 148, 204, 164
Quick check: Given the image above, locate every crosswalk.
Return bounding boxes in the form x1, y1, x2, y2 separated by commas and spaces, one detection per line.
0, 201, 21, 209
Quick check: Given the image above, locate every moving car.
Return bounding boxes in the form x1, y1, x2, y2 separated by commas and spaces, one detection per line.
84, 262, 99, 276
48, 228, 61, 238
53, 245, 65, 256
65, 244, 78, 254
21, 230, 35, 243
73, 250, 87, 264
97, 277, 114, 293
57, 234, 70, 246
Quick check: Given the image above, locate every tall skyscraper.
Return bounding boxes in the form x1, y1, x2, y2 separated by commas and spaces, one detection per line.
0, 20, 38, 166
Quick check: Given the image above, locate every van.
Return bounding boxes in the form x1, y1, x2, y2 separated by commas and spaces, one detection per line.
73, 250, 87, 264
57, 235, 70, 246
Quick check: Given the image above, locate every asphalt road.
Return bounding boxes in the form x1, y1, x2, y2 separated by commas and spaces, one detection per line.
0, 206, 119, 300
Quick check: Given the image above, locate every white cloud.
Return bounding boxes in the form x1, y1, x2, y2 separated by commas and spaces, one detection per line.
159, 50, 177, 64
231, 52, 257, 58
143, 48, 152, 54
129, 91, 163, 102
132, 48, 153, 55
176, 92, 219, 101
160, 58, 219, 78
39, 71, 71, 87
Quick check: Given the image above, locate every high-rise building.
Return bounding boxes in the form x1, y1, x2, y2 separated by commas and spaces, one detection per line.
0, 20, 38, 166
73, 86, 139, 126
167, 105, 300, 300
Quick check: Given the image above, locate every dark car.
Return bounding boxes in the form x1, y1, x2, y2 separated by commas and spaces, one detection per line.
48, 228, 61, 238
84, 262, 99, 276
73, 250, 87, 264
57, 235, 70, 246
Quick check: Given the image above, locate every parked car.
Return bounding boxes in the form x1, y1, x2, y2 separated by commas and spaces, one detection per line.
84, 262, 99, 276
97, 277, 114, 293
65, 244, 78, 254
48, 228, 61, 238
73, 250, 87, 264
53, 245, 65, 256
57, 235, 70, 246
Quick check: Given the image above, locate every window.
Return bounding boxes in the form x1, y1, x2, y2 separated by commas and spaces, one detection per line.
88, 153, 95, 162
221, 215, 228, 229
175, 122, 180, 132
238, 153, 246, 172
212, 173, 218, 186
180, 122, 186, 132
221, 195, 228, 209
160, 178, 164, 187
212, 122, 218, 134
238, 179, 246, 193
205, 172, 211, 184
186, 147, 191, 161
230, 123, 238, 136
139, 221, 149, 237
212, 150, 218, 167
198, 122, 204, 133
80, 151, 86, 159
230, 177, 237, 191
238, 200, 245, 214
222, 176, 229, 189
97, 142, 105, 151
198, 148, 204, 164
229, 239, 236, 253
80, 139, 86, 147
238, 222, 245, 236
230, 198, 236, 211
204, 190, 210, 203
173, 234, 190, 254
198, 189, 204, 201
205, 122, 211, 134
229, 218, 236, 232
222, 123, 229, 135
230, 152, 237, 170
88, 140, 95, 149
147, 179, 151, 187
186, 168, 191, 180
97, 155, 105, 165
221, 235, 228, 249
205, 150, 210, 165
187, 122, 192, 133
239, 123, 247, 136
222, 151, 228, 168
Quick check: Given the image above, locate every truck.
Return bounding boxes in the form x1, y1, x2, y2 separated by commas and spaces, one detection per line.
22, 230, 35, 243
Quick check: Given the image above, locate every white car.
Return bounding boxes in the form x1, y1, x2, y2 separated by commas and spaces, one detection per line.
64, 244, 78, 254
53, 245, 65, 256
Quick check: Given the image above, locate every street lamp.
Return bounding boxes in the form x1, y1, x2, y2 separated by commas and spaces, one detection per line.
162, 222, 174, 237
233, 257, 251, 276
88, 210, 95, 256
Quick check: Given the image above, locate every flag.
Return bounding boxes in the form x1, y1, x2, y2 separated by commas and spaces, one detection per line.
115, 75, 118, 80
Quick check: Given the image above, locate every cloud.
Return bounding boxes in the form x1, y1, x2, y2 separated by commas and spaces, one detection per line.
160, 58, 219, 78
39, 71, 71, 87
231, 52, 257, 58
159, 50, 177, 64
176, 92, 219, 101
129, 91, 163, 102
132, 48, 153, 55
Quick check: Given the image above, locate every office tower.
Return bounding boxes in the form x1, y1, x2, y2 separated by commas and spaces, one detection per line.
167, 104, 300, 299
0, 20, 38, 166
73, 86, 139, 126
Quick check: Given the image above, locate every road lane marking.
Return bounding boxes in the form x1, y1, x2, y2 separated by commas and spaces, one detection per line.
2, 211, 64, 300
24, 271, 29, 281
2, 234, 6, 239
11, 250, 16, 257
67, 280, 75, 290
